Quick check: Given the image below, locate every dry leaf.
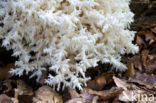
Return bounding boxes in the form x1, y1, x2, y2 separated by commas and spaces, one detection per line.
112, 76, 152, 102
12, 88, 33, 103
0, 94, 13, 103
81, 87, 123, 100
146, 61, 156, 73
16, 79, 33, 96
87, 71, 113, 90
119, 90, 145, 102
65, 98, 91, 103
148, 55, 156, 61
129, 73, 156, 90
125, 62, 135, 78
117, 23, 156, 102
13, 89, 19, 103
92, 96, 99, 103
2, 79, 14, 93
145, 55, 156, 73
144, 32, 155, 42
80, 89, 95, 101
66, 87, 94, 103
130, 56, 142, 71
113, 76, 129, 90
87, 75, 106, 91
136, 35, 146, 46
151, 27, 156, 33
33, 85, 63, 103
11, 97, 19, 103
141, 50, 149, 67
68, 87, 80, 99
136, 24, 156, 48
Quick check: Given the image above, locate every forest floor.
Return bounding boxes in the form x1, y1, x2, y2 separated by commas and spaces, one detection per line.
0, 0, 156, 103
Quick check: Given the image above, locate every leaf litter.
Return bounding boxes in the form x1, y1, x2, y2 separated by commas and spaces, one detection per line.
0, 20, 156, 103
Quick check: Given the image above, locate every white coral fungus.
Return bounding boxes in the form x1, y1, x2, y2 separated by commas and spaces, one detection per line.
0, 0, 138, 90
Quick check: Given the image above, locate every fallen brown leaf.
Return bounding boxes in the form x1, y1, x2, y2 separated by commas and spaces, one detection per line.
0, 94, 13, 103
130, 56, 142, 71
12, 88, 33, 103
125, 62, 135, 78
16, 79, 33, 96
68, 87, 80, 99
65, 98, 91, 103
2, 79, 14, 93
112, 76, 152, 102
87, 71, 113, 90
33, 85, 63, 103
87, 75, 106, 91
141, 50, 149, 67
141, 24, 156, 31
80, 88, 96, 101
11, 97, 18, 103
92, 96, 99, 103
136, 24, 156, 50
151, 27, 156, 33
145, 55, 156, 74
148, 55, 156, 61
129, 73, 156, 90
81, 87, 123, 100
113, 76, 129, 90
146, 61, 156, 74
119, 90, 146, 102
136, 35, 145, 46
144, 31, 155, 42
